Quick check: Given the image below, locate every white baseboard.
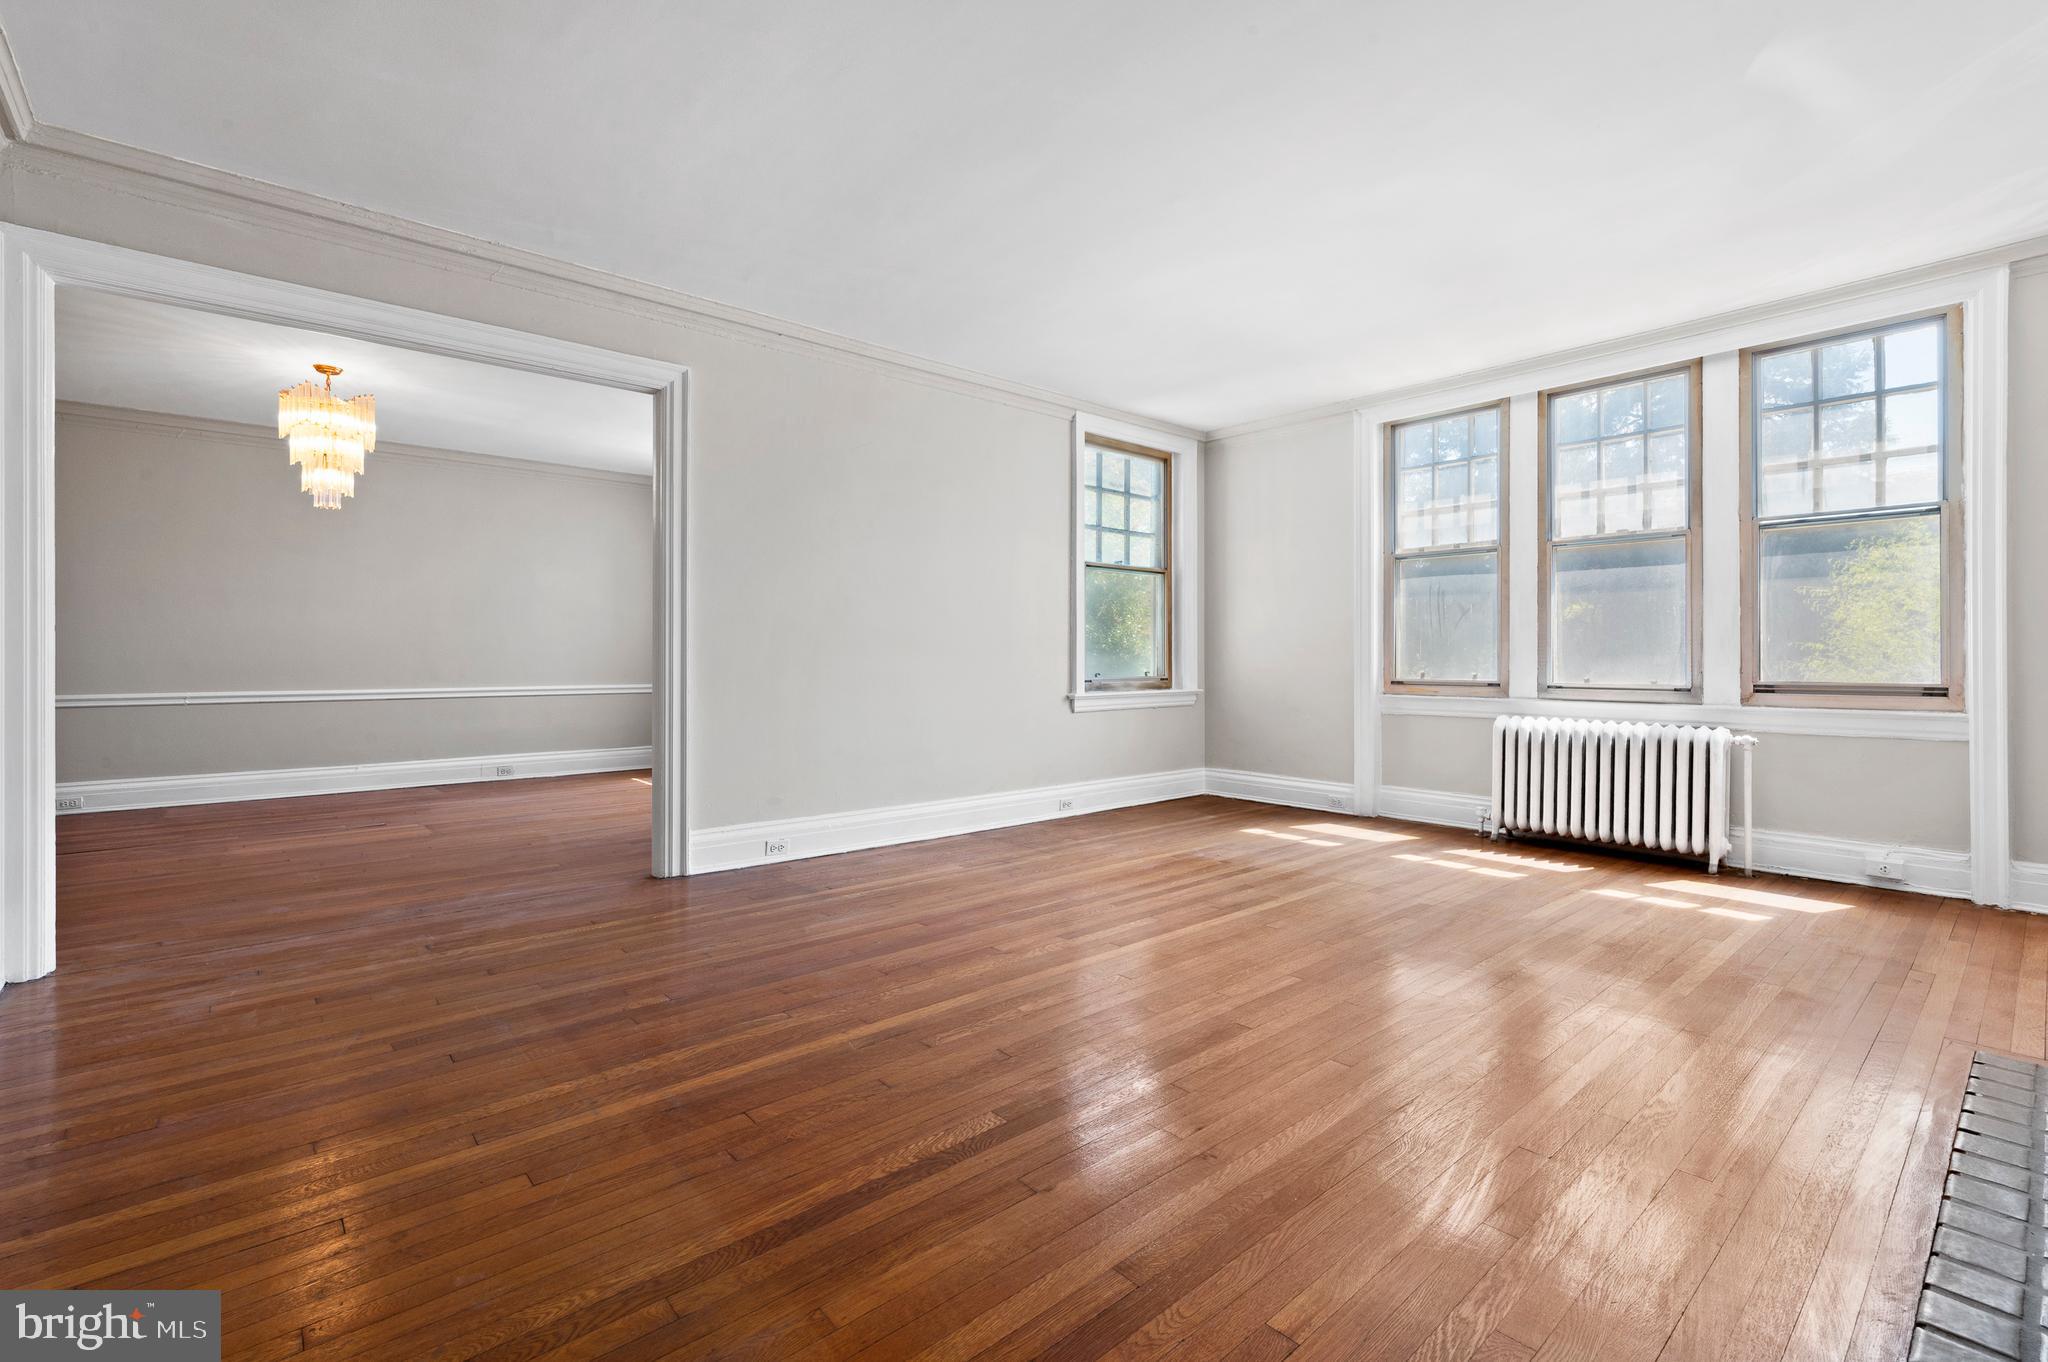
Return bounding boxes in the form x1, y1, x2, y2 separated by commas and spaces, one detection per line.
2012, 861, 2048, 914
1376, 781, 1983, 903
1378, 785, 1492, 830
55, 746, 654, 814
1204, 768, 1354, 814
689, 768, 1207, 873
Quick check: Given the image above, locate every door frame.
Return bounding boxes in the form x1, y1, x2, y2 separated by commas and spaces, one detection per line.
0, 223, 691, 988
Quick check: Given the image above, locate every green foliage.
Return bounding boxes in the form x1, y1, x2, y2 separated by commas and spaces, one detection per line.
1786, 517, 1940, 683
1084, 568, 1162, 681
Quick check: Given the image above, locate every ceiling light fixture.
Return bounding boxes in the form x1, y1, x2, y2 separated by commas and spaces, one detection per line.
277, 363, 375, 509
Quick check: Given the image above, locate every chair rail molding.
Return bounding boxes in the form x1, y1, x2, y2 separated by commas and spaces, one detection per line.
0, 221, 690, 989
56, 684, 653, 708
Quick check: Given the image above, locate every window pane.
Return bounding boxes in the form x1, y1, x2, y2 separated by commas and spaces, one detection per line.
1129, 533, 1158, 568
1549, 537, 1689, 688
1434, 415, 1470, 460
1883, 450, 1939, 506
1884, 389, 1938, 451
1758, 351, 1813, 408
1818, 338, 1876, 399
1556, 490, 1597, 539
1100, 491, 1126, 530
1129, 497, 1157, 534
1473, 408, 1501, 457
1555, 442, 1599, 495
1393, 552, 1498, 684
1100, 452, 1127, 491
1757, 515, 1940, 686
1883, 322, 1940, 389
1760, 467, 1813, 518
1099, 530, 1127, 564
1084, 488, 1100, 527
1647, 374, 1688, 430
1819, 399, 1876, 457
1127, 455, 1161, 497
1396, 422, 1435, 467
1820, 460, 1874, 511
1600, 383, 1646, 437
1759, 409, 1813, 464
1602, 436, 1644, 483
1553, 391, 1598, 444
1084, 567, 1166, 684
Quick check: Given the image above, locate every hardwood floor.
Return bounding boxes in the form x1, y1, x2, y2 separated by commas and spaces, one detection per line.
6, 776, 2042, 1361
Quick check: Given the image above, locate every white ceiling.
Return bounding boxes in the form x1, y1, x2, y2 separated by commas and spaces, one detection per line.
12, 1, 2048, 432
57, 289, 654, 472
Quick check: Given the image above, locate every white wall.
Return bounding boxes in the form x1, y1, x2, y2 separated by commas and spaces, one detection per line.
55, 404, 652, 781
1203, 415, 1352, 783
2, 151, 1204, 830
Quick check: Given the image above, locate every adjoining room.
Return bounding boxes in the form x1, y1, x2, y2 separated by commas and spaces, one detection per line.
0, 6, 2044, 1362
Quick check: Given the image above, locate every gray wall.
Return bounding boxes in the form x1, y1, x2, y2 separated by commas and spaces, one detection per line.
2010, 263, 2048, 862
55, 406, 653, 781
1203, 415, 1353, 783
9, 162, 1203, 828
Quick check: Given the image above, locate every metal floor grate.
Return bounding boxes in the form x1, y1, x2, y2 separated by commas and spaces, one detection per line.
1911, 1052, 2047, 1362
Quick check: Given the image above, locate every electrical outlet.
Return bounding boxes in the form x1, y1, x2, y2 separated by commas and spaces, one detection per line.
1328, 796, 1347, 811
1865, 848, 1906, 881
1057, 798, 1075, 812
493, 765, 516, 778
55, 795, 84, 813
763, 837, 790, 857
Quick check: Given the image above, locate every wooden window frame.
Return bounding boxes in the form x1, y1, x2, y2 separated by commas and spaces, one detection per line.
1536, 359, 1704, 703
1080, 434, 1174, 692
1382, 400, 1509, 696
1738, 306, 1965, 711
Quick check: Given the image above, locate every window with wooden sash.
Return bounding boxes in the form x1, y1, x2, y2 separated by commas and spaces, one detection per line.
1742, 310, 1961, 707
1539, 364, 1701, 697
1385, 403, 1506, 690
1080, 437, 1172, 690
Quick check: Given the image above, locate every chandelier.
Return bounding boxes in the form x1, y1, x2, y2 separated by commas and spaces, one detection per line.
277, 363, 375, 509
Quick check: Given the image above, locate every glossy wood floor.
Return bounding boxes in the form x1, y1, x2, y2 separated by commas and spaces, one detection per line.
7, 776, 2043, 1362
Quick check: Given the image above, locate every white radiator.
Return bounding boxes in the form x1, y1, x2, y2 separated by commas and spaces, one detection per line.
1488, 716, 1754, 873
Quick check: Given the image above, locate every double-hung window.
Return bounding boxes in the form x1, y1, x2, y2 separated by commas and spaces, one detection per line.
1742, 311, 1960, 706
1080, 436, 1173, 690
1386, 404, 1505, 689
1540, 365, 1700, 696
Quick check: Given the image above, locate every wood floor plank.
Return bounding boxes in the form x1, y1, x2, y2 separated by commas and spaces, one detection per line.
0, 777, 2023, 1362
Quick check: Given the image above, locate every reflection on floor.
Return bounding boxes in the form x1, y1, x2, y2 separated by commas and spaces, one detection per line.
6, 778, 2040, 1361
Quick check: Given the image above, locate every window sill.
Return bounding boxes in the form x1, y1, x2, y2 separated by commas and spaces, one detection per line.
1378, 691, 1966, 741
1069, 689, 1201, 713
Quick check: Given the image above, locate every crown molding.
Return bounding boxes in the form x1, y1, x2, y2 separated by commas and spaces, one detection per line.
1, 119, 1203, 441
55, 400, 654, 485
1207, 230, 2048, 444
0, 24, 33, 145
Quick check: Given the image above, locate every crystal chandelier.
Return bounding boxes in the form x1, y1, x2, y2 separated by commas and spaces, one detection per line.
277, 363, 375, 510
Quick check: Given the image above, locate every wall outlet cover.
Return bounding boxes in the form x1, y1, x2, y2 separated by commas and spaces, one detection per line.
493, 765, 516, 778
763, 837, 790, 857
1057, 798, 1075, 812
55, 795, 85, 812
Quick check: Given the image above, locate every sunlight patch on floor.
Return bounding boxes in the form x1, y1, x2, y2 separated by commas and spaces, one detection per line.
1292, 822, 1416, 844
1446, 847, 1585, 873
1245, 828, 1342, 847
1649, 878, 1849, 914
1592, 885, 1772, 921
1393, 852, 1523, 880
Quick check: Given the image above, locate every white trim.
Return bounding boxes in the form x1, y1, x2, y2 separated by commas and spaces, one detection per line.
1378, 785, 1493, 831
1376, 782, 1980, 901
690, 768, 1206, 873
0, 24, 33, 144
1205, 768, 1353, 814
1351, 410, 1381, 816
1962, 270, 2012, 906
55, 746, 652, 814
56, 685, 652, 708
1377, 692, 1969, 742
55, 402, 655, 485
1066, 689, 1199, 712
0, 222, 691, 988
1069, 413, 1201, 710
2012, 862, 2048, 915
